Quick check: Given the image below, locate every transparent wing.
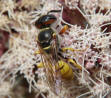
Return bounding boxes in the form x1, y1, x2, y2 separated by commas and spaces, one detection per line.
37, 39, 62, 95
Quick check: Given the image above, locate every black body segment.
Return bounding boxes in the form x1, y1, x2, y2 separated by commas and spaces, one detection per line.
35, 14, 57, 29
37, 28, 55, 54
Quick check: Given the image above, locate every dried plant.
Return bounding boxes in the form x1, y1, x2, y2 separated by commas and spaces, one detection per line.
0, 0, 111, 98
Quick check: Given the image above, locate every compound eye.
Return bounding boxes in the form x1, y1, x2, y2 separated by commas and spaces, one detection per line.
38, 28, 53, 43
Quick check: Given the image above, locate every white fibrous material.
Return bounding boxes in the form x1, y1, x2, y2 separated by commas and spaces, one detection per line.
0, 0, 111, 98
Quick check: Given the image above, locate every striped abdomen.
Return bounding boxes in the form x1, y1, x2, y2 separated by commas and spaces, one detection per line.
55, 60, 74, 80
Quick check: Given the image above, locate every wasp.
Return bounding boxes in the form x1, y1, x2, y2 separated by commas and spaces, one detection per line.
34, 10, 82, 95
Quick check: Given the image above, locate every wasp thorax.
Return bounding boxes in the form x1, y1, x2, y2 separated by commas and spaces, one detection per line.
37, 28, 55, 53
38, 28, 54, 43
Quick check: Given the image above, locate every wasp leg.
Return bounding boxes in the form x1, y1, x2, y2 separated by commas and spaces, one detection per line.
34, 50, 43, 68
61, 47, 87, 52
37, 62, 44, 68
34, 50, 41, 55
59, 25, 69, 34
61, 47, 88, 58
52, 32, 57, 39
47, 10, 61, 14
68, 59, 82, 70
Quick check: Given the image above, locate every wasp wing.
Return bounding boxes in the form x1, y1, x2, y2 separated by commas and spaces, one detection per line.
37, 40, 62, 95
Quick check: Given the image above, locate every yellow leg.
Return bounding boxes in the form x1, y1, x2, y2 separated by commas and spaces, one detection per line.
62, 47, 87, 52
37, 62, 44, 68
68, 59, 82, 70
61, 47, 88, 70
35, 50, 41, 55
34, 50, 43, 68
52, 32, 57, 39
